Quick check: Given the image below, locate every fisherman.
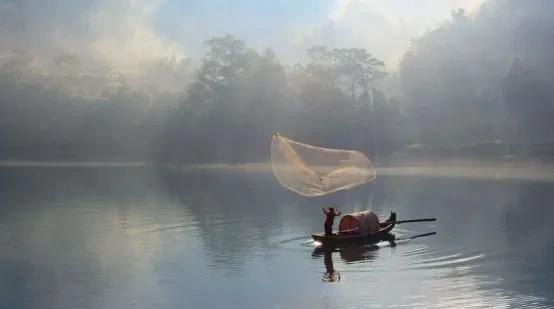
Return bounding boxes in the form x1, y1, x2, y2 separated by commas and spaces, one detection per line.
323, 207, 341, 236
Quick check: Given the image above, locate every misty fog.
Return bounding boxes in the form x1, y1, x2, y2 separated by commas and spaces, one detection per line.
4, 2, 554, 308
1, 0, 553, 165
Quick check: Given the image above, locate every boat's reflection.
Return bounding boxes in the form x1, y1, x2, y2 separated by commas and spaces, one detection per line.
313, 239, 394, 282
313, 232, 436, 282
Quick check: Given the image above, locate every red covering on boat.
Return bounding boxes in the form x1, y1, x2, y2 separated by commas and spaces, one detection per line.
338, 210, 380, 235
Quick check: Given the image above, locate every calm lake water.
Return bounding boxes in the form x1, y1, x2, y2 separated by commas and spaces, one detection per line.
1, 166, 553, 308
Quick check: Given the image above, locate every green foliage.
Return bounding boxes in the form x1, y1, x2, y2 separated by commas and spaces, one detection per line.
0, 54, 176, 161
166, 35, 290, 163
0, 35, 400, 163
398, 1, 554, 151
165, 36, 400, 163
304, 46, 385, 100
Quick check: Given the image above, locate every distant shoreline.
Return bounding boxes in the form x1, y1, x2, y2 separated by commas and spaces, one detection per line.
0, 160, 151, 167
0, 158, 550, 168
2, 159, 554, 182
170, 159, 554, 182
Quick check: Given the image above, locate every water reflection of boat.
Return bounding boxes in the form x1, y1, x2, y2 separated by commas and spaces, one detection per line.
312, 239, 392, 263
338, 243, 381, 263
313, 231, 435, 282
312, 241, 391, 282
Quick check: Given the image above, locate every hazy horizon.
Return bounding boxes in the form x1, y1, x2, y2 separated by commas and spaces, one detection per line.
1, 0, 485, 92
2, 2, 554, 308
1, 0, 554, 163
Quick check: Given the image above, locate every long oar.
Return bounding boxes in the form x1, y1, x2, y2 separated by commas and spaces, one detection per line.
396, 218, 436, 224
393, 231, 437, 242
408, 231, 436, 239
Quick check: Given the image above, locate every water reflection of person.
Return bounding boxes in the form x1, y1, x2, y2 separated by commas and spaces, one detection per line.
323, 250, 340, 282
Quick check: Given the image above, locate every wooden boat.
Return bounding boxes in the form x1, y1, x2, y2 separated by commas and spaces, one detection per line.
312, 212, 396, 246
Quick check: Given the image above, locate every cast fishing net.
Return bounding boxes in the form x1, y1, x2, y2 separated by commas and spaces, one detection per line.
270, 133, 376, 197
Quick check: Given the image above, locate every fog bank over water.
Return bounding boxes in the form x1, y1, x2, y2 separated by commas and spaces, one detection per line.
163, 159, 554, 183
1, 0, 554, 163
4, 2, 554, 308
5, 157, 554, 184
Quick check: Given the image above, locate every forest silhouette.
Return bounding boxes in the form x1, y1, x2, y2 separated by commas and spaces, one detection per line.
1, 0, 553, 163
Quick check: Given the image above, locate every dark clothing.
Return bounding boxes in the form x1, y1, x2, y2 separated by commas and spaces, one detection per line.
324, 212, 336, 225
324, 223, 333, 236
323, 209, 340, 236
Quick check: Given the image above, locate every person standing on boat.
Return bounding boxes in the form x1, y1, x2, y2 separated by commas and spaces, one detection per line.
323, 207, 341, 236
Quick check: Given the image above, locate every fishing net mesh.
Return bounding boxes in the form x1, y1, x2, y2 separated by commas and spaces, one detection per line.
270, 133, 376, 197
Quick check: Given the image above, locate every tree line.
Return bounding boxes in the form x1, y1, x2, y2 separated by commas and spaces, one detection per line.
162, 35, 405, 163
2, 1, 554, 163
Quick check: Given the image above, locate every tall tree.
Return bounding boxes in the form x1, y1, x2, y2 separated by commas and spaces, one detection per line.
305, 47, 385, 104
170, 35, 287, 163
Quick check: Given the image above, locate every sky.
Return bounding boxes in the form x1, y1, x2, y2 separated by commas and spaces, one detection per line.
153, 0, 486, 67
0, 0, 486, 70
